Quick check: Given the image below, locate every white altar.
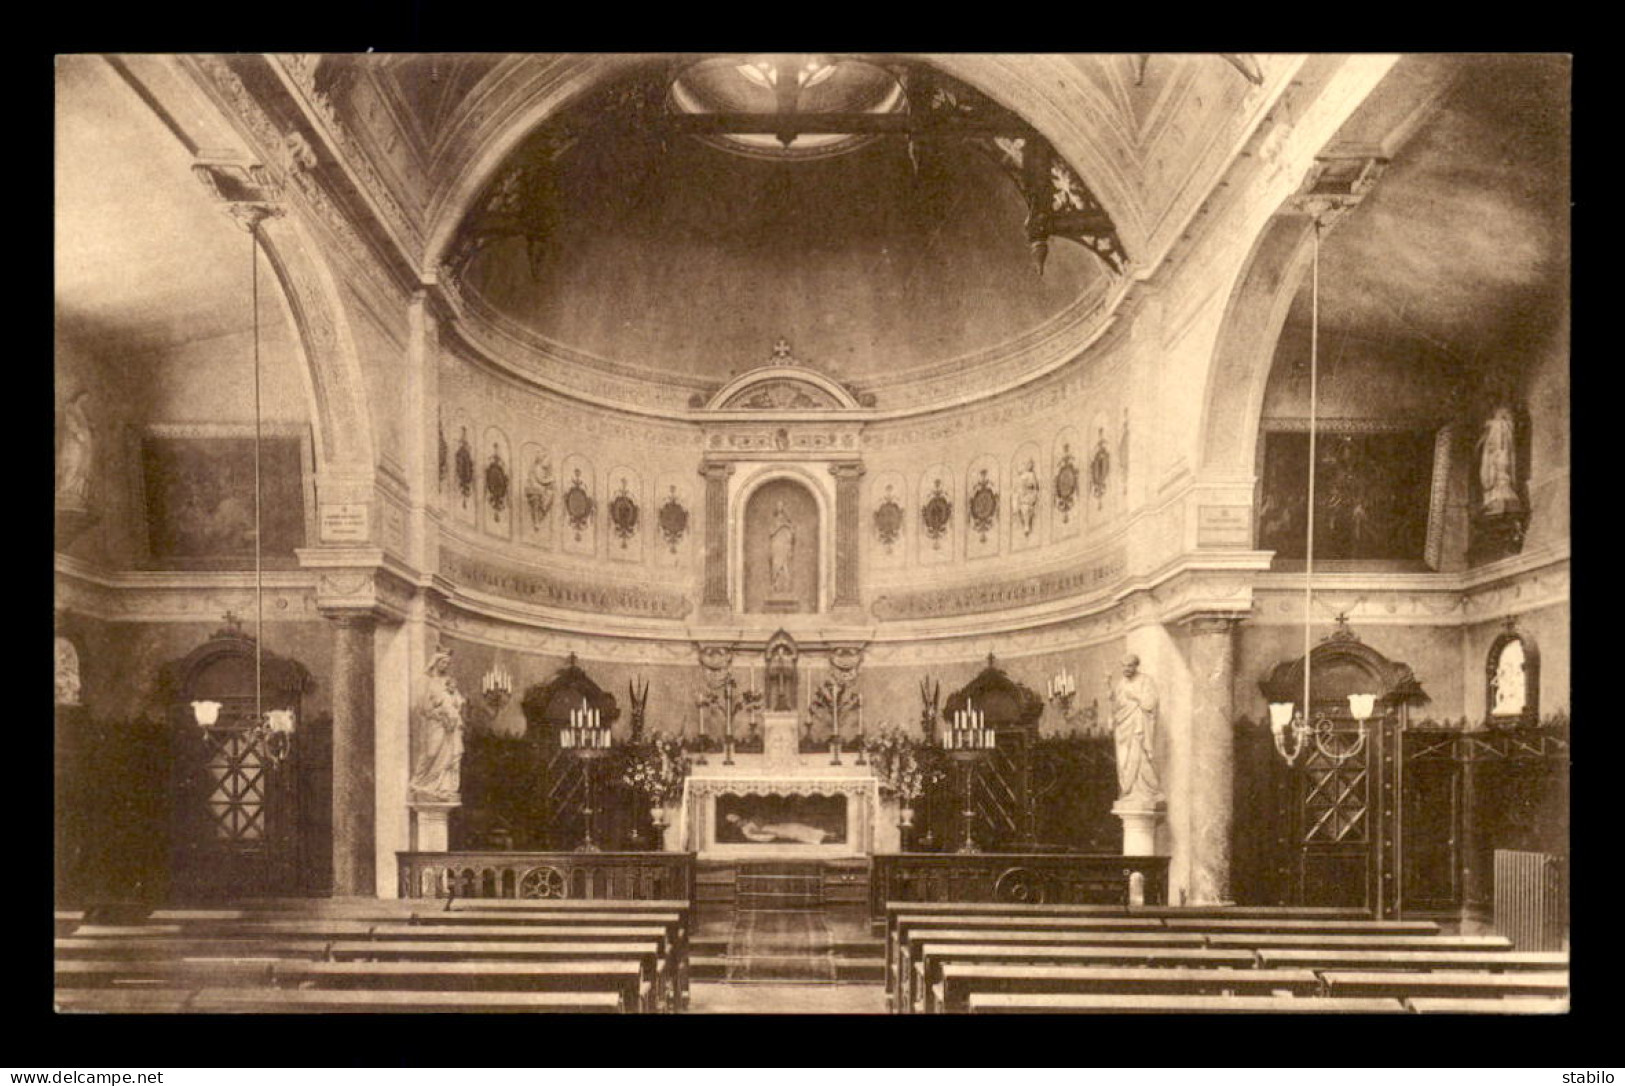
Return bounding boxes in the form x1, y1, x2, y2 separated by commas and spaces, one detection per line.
668, 712, 900, 859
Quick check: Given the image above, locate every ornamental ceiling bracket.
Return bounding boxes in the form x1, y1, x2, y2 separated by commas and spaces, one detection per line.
1287, 154, 1389, 235
1016, 137, 1128, 277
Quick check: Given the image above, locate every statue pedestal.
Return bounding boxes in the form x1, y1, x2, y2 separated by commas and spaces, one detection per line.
1112, 798, 1165, 858
411, 800, 459, 852
763, 595, 799, 614
762, 711, 802, 770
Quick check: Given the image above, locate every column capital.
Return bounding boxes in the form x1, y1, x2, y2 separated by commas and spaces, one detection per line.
298, 547, 416, 623
829, 461, 866, 482
699, 460, 736, 480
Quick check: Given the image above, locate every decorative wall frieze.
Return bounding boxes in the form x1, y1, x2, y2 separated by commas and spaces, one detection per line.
702, 423, 864, 459
873, 547, 1128, 622
438, 542, 691, 620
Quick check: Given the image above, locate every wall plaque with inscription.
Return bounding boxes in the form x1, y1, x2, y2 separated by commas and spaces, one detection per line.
1196, 505, 1251, 548
320, 503, 372, 543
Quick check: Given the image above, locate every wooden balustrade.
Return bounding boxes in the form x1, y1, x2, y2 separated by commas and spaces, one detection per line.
398, 851, 696, 902
869, 852, 1169, 922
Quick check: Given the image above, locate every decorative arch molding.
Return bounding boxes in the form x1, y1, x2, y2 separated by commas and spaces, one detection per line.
1258, 621, 1428, 717
1195, 211, 1318, 481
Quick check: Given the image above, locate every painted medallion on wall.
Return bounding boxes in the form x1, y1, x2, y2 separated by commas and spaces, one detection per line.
1054, 443, 1079, 521
525, 454, 555, 530
658, 486, 689, 552
485, 445, 510, 523
563, 468, 595, 541
921, 478, 953, 549
968, 468, 999, 542
454, 427, 475, 509
609, 478, 640, 547
1089, 428, 1111, 507
874, 485, 903, 549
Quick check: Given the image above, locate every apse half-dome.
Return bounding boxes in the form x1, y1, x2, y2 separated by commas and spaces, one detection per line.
447, 64, 1114, 389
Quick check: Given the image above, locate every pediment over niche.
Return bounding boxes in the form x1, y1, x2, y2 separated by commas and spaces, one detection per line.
697, 340, 870, 412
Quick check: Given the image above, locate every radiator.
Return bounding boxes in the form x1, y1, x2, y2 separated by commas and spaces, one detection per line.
1493, 849, 1567, 951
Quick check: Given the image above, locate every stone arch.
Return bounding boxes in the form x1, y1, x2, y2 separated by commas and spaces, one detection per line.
253, 214, 377, 475
1195, 211, 1318, 481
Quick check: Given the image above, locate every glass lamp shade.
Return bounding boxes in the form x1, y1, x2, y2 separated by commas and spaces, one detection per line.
1268, 702, 1296, 732
191, 700, 223, 727
1347, 694, 1377, 722
265, 708, 296, 734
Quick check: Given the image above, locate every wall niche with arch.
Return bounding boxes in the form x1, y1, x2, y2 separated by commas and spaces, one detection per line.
742, 477, 821, 614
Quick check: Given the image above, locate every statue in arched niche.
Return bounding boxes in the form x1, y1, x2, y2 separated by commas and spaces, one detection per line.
1478, 406, 1523, 516
56, 391, 94, 510
768, 500, 796, 596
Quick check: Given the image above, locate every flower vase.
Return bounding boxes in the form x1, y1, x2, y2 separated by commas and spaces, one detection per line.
650, 806, 669, 830
898, 805, 915, 828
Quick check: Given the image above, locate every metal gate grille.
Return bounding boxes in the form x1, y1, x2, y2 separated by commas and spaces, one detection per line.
1494, 849, 1566, 950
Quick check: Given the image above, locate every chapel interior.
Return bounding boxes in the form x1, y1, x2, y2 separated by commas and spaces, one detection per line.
53, 52, 1571, 1015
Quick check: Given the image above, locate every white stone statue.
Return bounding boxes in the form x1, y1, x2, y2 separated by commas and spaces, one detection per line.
410, 649, 467, 801
56, 390, 94, 510
768, 499, 796, 595
1491, 639, 1527, 716
55, 636, 81, 707
1108, 654, 1164, 804
725, 813, 829, 845
1014, 458, 1041, 536
1477, 406, 1522, 516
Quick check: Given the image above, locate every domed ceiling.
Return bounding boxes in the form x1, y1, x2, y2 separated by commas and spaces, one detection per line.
451, 62, 1111, 387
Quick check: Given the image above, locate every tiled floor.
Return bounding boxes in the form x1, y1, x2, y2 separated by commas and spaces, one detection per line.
687, 982, 888, 1015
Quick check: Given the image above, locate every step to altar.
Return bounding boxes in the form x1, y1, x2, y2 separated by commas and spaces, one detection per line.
697, 860, 885, 985
696, 857, 869, 928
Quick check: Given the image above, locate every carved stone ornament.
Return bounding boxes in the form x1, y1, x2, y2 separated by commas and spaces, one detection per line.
454, 428, 475, 507
485, 446, 510, 522
609, 478, 640, 547
1054, 443, 1080, 519
658, 487, 689, 551
437, 416, 448, 491
874, 486, 904, 548
921, 478, 953, 548
968, 469, 999, 541
1089, 429, 1111, 505
563, 469, 594, 539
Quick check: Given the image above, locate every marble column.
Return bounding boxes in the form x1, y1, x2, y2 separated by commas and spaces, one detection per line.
331, 612, 377, 896
1186, 614, 1241, 905
830, 462, 865, 610
700, 462, 734, 608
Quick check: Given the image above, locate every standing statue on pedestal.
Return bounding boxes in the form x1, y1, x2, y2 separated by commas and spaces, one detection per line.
56, 390, 94, 510
1477, 406, 1523, 516
1108, 655, 1163, 804
410, 649, 468, 801
1014, 458, 1041, 537
768, 500, 796, 595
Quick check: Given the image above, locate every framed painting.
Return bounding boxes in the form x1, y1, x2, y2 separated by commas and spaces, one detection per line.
132, 423, 315, 570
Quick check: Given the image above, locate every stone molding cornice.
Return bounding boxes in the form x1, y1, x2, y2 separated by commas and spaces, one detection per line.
297, 545, 421, 624
54, 554, 322, 624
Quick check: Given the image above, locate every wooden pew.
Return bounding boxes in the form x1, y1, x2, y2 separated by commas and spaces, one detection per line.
56, 937, 334, 960
934, 961, 1322, 1014
194, 988, 626, 1013
56, 959, 276, 988
325, 940, 664, 1011
887, 914, 1178, 1002
55, 988, 197, 1013
915, 947, 1256, 1014
1320, 970, 1570, 1001
274, 960, 651, 1012
1258, 949, 1569, 973
54, 910, 86, 937
968, 992, 1407, 1014
891, 925, 1206, 1011
1207, 933, 1513, 952
1161, 918, 1441, 935
1406, 996, 1570, 1015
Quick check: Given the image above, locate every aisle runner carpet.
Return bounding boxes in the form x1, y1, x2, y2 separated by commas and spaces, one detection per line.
725, 863, 837, 983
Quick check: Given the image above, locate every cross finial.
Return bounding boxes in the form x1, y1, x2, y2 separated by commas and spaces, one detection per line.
222, 610, 243, 632
987, 651, 998, 670
566, 651, 579, 670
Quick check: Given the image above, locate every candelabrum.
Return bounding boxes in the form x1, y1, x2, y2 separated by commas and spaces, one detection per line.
942, 702, 995, 853
697, 676, 762, 766
562, 699, 613, 851
811, 676, 863, 765
482, 663, 513, 715
1046, 668, 1078, 714
1269, 693, 1378, 766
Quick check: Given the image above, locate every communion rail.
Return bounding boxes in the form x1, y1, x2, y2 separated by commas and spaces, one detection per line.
870, 853, 1170, 922
399, 851, 697, 902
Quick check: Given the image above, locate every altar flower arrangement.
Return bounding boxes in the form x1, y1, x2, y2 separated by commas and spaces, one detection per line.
620, 732, 691, 806
864, 724, 945, 803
